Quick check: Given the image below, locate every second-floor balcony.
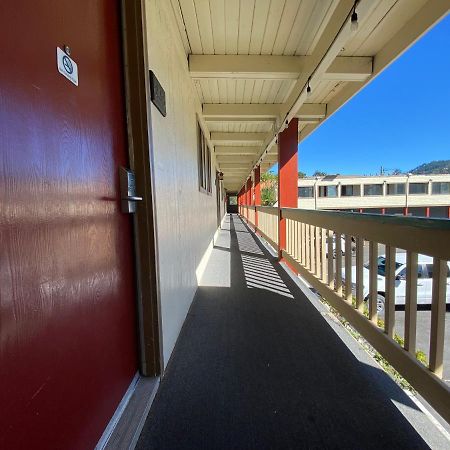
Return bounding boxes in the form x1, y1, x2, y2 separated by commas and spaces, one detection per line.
131, 211, 450, 448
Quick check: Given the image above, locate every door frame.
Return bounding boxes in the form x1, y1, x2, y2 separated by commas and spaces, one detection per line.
121, 0, 162, 376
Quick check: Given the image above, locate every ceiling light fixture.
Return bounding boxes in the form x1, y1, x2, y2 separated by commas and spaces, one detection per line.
306, 77, 312, 97
350, 2, 358, 32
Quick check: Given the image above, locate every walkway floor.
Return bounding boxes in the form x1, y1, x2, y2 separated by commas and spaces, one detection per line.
136, 214, 439, 449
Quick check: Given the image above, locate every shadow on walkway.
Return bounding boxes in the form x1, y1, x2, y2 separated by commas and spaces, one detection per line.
136, 214, 428, 450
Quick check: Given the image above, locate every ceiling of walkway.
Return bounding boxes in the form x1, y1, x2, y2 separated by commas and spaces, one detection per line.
170, 0, 448, 192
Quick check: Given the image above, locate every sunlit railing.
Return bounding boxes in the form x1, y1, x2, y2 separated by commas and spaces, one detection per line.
256, 206, 278, 250
241, 206, 450, 423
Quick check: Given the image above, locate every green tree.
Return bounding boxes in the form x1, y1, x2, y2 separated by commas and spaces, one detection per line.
261, 187, 277, 205
261, 172, 277, 206
298, 171, 306, 178
313, 170, 327, 177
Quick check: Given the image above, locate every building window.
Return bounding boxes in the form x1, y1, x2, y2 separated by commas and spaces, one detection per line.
432, 182, 450, 195
363, 184, 383, 196
298, 187, 314, 198
318, 185, 337, 197
409, 182, 427, 195
387, 183, 405, 195
341, 185, 360, 196
229, 195, 237, 205
198, 123, 212, 194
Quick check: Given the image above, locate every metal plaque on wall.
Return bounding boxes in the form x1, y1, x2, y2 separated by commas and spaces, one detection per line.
149, 70, 166, 117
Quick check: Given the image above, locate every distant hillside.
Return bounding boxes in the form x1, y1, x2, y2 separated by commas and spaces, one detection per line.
410, 160, 450, 175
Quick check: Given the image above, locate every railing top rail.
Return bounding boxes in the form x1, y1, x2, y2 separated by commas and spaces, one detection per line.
255, 205, 278, 214
281, 208, 450, 260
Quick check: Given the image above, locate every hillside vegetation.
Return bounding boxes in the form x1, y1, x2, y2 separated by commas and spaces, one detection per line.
410, 160, 450, 175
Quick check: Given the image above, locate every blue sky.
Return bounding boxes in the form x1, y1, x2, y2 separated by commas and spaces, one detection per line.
276, 13, 450, 176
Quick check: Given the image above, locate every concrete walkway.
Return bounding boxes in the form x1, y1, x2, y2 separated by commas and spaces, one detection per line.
136, 214, 447, 449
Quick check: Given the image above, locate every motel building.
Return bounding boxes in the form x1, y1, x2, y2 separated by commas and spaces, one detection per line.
1, 1, 450, 449
297, 174, 450, 217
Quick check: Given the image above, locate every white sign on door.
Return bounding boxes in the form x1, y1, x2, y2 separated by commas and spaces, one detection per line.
56, 47, 78, 86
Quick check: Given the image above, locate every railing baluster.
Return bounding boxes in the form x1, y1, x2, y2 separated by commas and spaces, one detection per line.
335, 233, 342, 296
315, 227, 321, 278
301, 222, 305, 265
404, 251, 418, 355
429, 258, 447, 378
321, 228, 327, 282
287, 219, 291, 255
291, 220, 295, 259
298, 222, 302, 263
305, 224, 311, 270
310, 225, 316, 274
292, 220, 297, 260
291, 220, 294, 256
295, 221, 299, 262
356, 237, 364, 312
327, 230, 334, 288
384, 246, 396, 338
292, 220, 296, 258
344, 235, 352, 303
369, 241, 378, 324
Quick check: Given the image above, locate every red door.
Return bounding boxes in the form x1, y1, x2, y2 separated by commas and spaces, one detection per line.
0, 1, 138, 448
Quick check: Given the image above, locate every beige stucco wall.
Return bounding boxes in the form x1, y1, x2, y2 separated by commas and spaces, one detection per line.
145, 0, 224, 367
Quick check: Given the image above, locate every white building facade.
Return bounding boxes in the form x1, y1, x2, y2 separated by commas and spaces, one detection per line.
298, 174, 450, 217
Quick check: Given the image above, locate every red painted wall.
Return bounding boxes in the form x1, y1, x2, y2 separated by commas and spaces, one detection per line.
0, 1, 138, 448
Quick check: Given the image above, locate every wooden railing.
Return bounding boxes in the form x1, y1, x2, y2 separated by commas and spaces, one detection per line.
241, 206, 450, 423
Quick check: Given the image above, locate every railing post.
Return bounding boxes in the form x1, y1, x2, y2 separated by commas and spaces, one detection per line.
277, 118, 298, 260
254, 165, 260, 230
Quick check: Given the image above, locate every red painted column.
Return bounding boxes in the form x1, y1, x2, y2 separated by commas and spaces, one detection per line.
246, 177, 252, 221
425, 207, 430, 218
254, 166, 261, 230
238, 188, 242, 215
404, 207, 408, 216
278, 118, 298, 260
381, 208, 386, 215
447, 206, 450, 219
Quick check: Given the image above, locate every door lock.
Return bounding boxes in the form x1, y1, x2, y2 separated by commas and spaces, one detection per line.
120, 166, 142, 213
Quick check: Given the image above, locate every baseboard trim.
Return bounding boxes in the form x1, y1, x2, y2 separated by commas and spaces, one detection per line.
95, 374, 160, 450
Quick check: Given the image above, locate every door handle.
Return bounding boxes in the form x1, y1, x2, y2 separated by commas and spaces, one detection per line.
120, 167, 142, 213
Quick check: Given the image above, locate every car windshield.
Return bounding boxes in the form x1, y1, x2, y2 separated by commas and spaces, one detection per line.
364, 258, 403, 276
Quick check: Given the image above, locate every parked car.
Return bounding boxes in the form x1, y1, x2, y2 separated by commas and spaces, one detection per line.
326, 234, 356, 258
345, 253, 450, 312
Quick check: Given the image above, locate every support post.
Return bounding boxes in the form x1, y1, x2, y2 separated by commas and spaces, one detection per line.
254, 166, 261, 230
239, 187, 243, 215
246, 177, 252, 221
278, 118, 298, 261
238, 188, 241, 214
